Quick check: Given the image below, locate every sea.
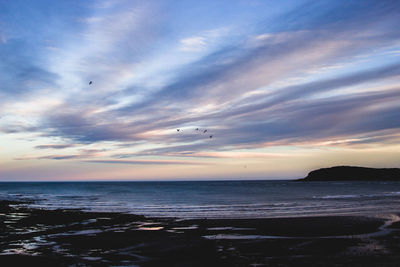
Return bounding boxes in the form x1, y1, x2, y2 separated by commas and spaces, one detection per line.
1, 180, 400, 219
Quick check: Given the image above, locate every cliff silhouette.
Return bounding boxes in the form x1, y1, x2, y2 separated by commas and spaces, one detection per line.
299, 166, 400, 181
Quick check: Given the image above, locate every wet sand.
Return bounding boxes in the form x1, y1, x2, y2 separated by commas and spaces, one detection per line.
1, 200, 400, 266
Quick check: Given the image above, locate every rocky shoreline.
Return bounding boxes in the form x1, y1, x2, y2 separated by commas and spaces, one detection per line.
1, 200, 400, 266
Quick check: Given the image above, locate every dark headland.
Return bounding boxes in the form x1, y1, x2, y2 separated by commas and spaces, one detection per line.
299, 166, 400, 181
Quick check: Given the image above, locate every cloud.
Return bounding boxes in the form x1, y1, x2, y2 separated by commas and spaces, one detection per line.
41, 111, 138, 143
179, 28, 229, 52
37, 61, 400, 154
0, 122, 38, 134
16, 145, 104, 161
219, 88, 400, 146
2, 0, 400, 176
15, 154, 88, 160
0, 40, 60, 96
213, 62, 400, 119
35, 144, 75, 149
115, 1, 400, 120
83, 159, 211, 165
180, 36, 207, 52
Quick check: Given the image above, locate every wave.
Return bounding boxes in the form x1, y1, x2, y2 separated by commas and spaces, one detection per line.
2, 181, 400, 219
316, 191, 400, 199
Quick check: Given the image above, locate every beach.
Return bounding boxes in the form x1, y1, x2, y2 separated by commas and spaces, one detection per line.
1, 200, 400, 266
2, 1, 400, 266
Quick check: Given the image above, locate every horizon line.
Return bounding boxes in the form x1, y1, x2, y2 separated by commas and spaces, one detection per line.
0, 178, 299, 182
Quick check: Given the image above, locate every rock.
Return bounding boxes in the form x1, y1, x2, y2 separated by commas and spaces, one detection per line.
299, 166, 400, 181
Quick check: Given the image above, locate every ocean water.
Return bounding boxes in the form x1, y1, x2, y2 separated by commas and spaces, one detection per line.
1, 181, 400, 219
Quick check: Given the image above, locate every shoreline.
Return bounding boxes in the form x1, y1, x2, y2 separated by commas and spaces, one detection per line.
2, 200, 400, 266
14, 199, 400, 221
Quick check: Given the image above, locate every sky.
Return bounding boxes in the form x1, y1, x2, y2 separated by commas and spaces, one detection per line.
0, 0, 400, 181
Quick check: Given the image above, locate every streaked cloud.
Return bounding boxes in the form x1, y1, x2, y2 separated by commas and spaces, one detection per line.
1, 0, 400, 180
180, 36, 208, 52
84, 159, 212, 165
179, 28, 229, 52
35, 144, 76, 150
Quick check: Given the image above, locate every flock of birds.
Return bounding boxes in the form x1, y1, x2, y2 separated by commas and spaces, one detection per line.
89, 80, 213, 139
87, 80, 243, 166
177, 128, 213, 139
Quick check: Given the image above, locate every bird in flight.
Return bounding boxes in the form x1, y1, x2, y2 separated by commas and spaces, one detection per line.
89, 81, 93, 85
203, 130, 207, 133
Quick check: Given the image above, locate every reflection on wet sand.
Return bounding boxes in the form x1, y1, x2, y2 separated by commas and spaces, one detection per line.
1, 200, 400, 266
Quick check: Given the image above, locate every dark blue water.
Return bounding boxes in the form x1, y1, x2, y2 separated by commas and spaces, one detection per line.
1, 181, 400, 218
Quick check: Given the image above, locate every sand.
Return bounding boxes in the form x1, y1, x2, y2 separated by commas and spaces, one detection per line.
1, 200, 400, 266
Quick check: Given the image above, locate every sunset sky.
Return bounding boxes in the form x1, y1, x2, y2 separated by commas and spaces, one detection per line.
1, 0, 400, 181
